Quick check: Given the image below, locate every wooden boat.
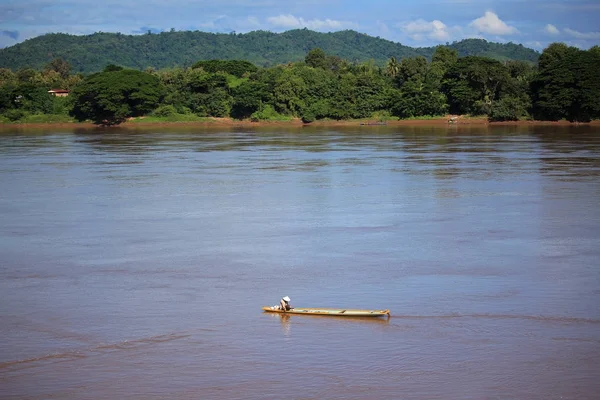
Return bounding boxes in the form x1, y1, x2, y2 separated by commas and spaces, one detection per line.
262, 307, 390, 318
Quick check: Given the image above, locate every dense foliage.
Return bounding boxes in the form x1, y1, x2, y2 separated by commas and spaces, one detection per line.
0, 58, 81, 122
0, 29, 540, 73
531, 44, 600, 122
191, 60, 258, 77
70, 69, 164, 124
0, 44, 598, 125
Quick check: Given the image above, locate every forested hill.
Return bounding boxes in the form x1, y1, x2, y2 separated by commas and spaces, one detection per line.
0, 29, 540, 73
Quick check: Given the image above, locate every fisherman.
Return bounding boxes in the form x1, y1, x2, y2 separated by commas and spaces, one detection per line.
271, 296, 292, 311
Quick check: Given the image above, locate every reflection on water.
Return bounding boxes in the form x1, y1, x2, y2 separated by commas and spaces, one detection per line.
278, 314, 291, 337
1, 124, 599, 399
267, 312, 392, 339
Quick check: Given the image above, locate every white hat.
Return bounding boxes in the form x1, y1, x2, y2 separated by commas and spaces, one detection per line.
282, 296, 291, 302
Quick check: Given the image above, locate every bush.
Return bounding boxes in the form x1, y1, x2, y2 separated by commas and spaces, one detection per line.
301, 113, 315, 123
2, 109, 28, 122
21, 114, 73, 123
371, 110, 398, 121
250, 105, 291, 121
489, 97, 528, 122
152, 105, 178, 117
51, 96, 72, 115
473, 100, 492, 116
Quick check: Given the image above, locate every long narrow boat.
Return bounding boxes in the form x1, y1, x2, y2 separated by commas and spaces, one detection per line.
262, 307, 390, 318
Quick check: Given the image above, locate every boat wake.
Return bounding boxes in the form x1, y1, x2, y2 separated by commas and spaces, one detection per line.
389, 313, 600, 324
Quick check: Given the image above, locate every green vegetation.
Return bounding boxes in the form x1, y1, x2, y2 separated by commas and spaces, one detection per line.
1, 44, 598, 126
531, 44, 600, 122
251, 105, 294, 122
191, 60, 258, 77
0, 58, 81, 123
129, 114, 210, 123
70, 69, 164, 124
0, 29, 540, 73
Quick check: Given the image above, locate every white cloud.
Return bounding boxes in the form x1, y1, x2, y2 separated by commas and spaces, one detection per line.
525, 40, 544, 50
564, 28, 600, 40
267, 14, 354, 31
400, 19, 451, 41
246, 16, 261, 28
375, 20, 390, 36
190, 14, 265, 33
469, 11, 518, 35
544, 24, 560, 35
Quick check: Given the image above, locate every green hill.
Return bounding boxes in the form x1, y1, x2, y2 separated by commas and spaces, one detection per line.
0, 29, 540, 73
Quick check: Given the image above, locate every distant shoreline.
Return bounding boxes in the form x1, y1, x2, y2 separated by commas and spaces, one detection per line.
1, 117, 599, 130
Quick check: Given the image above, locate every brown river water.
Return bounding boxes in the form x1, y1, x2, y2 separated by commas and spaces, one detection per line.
0, 125, 599, 399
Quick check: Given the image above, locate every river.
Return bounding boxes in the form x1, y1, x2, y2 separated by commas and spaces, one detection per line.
1, 124, 599, 399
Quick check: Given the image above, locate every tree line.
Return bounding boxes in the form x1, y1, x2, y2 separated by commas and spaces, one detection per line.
0, 30, 540, 73
0, 43, 598, 125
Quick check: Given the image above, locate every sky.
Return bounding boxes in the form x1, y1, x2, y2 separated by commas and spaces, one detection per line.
1, 0, 599, 50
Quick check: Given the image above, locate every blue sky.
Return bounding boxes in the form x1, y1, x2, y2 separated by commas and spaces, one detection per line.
1, 0, 599, 50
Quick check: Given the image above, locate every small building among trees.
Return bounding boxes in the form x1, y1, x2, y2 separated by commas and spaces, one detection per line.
48, 89, 70, 97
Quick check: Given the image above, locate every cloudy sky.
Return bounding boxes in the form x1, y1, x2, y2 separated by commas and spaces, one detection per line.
1, 0, 599, 50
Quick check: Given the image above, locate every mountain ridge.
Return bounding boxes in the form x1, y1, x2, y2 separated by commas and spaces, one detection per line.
0, 29, 540, 73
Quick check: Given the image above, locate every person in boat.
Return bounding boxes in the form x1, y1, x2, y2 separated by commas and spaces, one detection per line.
271, 296, 292, 311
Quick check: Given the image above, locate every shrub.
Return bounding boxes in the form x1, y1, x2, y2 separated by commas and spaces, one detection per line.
51, 96, 72, 115
21, 114, 73, 123
489, 97, 528, 122
2, 109, 28, 121
371, 110, 398, 121
250, 105, 291, 121
152, 105, 178, 117
301, 113, 315, 123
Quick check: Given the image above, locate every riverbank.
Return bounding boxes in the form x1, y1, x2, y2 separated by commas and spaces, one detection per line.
1, 116, 599, 130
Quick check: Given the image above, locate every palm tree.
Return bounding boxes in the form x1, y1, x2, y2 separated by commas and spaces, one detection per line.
386, 56, 400, 77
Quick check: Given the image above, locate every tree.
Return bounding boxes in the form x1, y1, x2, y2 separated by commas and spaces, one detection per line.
489, 96, 529, 121
71, 69, 164, 124
352, 73, 390, 118
566, 49, 600, 122
273, 67, 308, 115
530, 43, 578, 121
429, 46, 458, 88
0, 84, 16, 113
431, 46, 458, 68
230, 80, 272, 119
16, 68, 38, 83
16, 84, 54, 113
0, 83, 54, 116
0, 68, 17, 86
44, 57, 72, 79
537, 42, 573, 71
386, 56, 400, 77
492, 60, 535, 120
390, 80, 447, 118
531, 44, 600, 122
192, 60, 258, 77
396, 56, 428, 86
103, 64, 124, 72
443, 56, 509, 115
305, 48, 328, 69
328, 73, 356, 119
